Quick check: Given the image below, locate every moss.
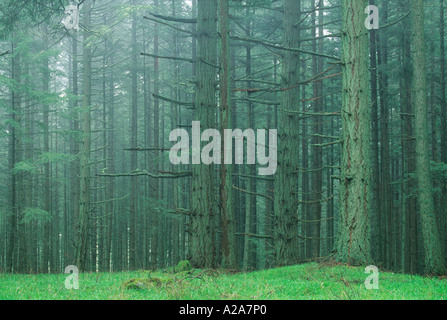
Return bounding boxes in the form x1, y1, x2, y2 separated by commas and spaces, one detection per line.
122, 278, 147, 290
147, 277, 174, 286
122, 277, 174, 290
174, 260, 192, 273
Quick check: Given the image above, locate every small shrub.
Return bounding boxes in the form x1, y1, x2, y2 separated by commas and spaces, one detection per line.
174, 260, 192, 273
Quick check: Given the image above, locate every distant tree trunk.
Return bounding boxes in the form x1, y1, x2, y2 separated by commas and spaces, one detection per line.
107, 53, 115, 271
75, 0, 92, 271
150, 0, 160, 269
369, 0, 380, 264
310, 0, 323, 259
190, 0, 218, 269
219, 0, 236, 269
15, 51, 25, 274
42, 35, 51, 273
439, 0, 447, 266
301, 58, 309, 260
243, 6, 255, 271
411, 0, 445, 275
7, 39, 22, 273
274, 0, 301, 267
53, 115, 60, 272
401, 5, 418, 273
336, 0, 373, 266
326, 110, 335, 254
69, 32, 80, 268
376, 3, 392, 268
170, 0, 180, 267
264, 55, 278, 267
24, 61, 35, 272
142, 23, 151, 269
129, 0, 138, 270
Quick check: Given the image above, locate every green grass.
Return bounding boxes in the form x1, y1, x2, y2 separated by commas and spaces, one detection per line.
0, 262, 446, 300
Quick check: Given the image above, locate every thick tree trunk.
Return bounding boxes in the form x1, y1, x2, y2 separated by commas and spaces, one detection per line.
411, 0, 445, 275
273, 0, 301, 267
190, 0, 218, 269
336, 0, 373, 266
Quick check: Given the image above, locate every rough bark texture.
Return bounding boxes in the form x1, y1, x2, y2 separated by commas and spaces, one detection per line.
190, 0, 218, 269
368, 0, 380, 264
439, 0, 447, 266
219, 0, 236, 269
74, 0, 92, 271
411, 0, 445, 275
336, 0, 373, 266
274, 0, 301, 267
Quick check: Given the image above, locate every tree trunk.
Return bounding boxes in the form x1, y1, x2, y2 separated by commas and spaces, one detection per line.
219, 0, 236, 269
74, 0, 92, 271
273, 0, 301, 267
336, 0, 373, 266
129, 0, 138, 270
150, 0, 160, 269
369, 0, 381, 264
439, 0, 447, 266
190, 0, 218, 269
310, 0, 323, 259
411, 0, 445, 275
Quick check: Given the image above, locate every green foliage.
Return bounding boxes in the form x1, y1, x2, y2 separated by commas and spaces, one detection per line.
174, 260, 192, 273
12, 161, 36, 174
12, 153, 75, 175
231, 0, 274, 9
0, 0, 68, 39
38, 152, 76, 165
21, 207, 51, 224
431, 161, 447, 180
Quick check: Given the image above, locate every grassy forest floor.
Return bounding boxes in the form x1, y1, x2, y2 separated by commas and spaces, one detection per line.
0, 262, 446, 300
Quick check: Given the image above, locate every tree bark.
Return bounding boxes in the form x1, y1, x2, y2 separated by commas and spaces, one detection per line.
411, 0, 445, 275
74, 0, 92, 271
273, 0, 301, 267
190, 0, 218, 269
336, 0, 373, 266
219, 0, 236, 269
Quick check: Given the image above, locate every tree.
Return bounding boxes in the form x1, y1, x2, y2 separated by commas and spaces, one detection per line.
439, 0, 447, 265
219, 0, 236, 269
336, 0, 373, 266
411, 0, 444, 275
273, 0, 301, 267
74, 0, 92, 271
129, 0, 138, 271
190, 0, 218, 269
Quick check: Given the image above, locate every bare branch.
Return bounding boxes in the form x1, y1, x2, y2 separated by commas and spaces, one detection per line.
152, 93, 194, 107
148, 12, 196, 24
97, 169, 191, 179
140, 52, 194, 63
